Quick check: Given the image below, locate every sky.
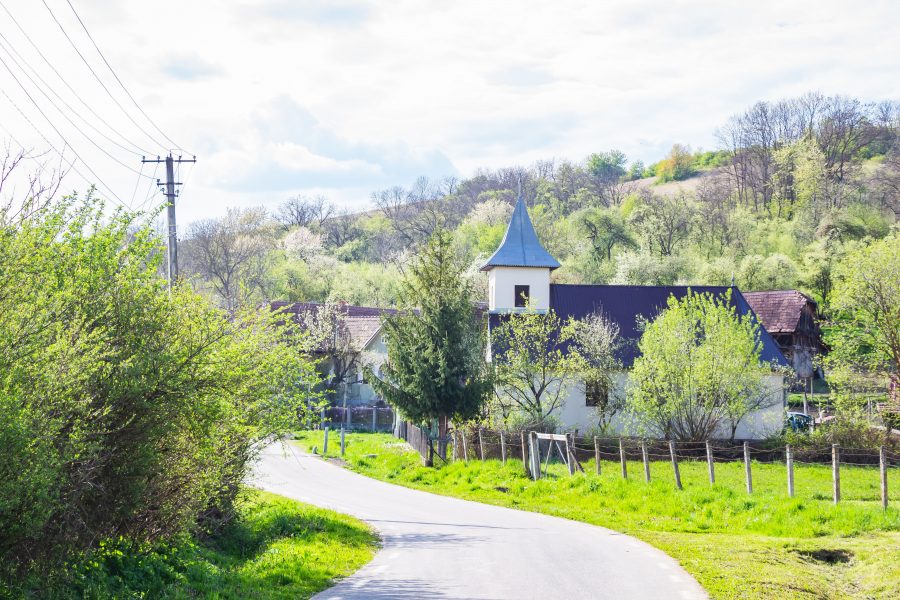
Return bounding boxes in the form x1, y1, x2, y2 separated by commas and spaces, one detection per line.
0, 0, 898, 224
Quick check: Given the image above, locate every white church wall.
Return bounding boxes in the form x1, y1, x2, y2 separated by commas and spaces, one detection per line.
489, 267, 550, 311
550, 373, 786, 441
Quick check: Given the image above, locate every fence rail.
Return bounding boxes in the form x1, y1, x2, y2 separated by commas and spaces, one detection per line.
391, 426, 900, 509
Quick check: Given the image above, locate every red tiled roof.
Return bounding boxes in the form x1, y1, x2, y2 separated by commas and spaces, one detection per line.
742, 290, 814, 334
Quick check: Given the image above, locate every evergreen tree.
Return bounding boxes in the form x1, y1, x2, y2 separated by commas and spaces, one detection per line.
370, 230, 492, 433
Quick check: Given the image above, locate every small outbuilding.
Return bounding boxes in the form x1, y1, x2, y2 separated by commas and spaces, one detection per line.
742, 290, 825, 380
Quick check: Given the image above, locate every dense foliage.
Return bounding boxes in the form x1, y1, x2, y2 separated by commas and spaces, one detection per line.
823, 233, 900, 430
0, 195, 318, 582
179, 92, 898, 324
627, 291, 781, 440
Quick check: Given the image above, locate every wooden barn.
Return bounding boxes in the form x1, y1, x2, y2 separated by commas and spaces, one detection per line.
743, 290, 825, 380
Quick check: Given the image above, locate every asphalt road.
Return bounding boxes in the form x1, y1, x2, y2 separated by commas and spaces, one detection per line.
252, 444, 707, 600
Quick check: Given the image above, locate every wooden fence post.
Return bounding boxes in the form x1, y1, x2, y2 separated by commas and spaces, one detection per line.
566, 434, 575, 475
880, 446, 888, 510
530, 431, 541, 480
520, 431, 527, 468
619, 438, 628, 479
832, 444, 841, 505
705, 440, 715, 485
462, 429, 469, 463
340, 427, 346, 456
641, 440, 650, 483
452, 430, 458, 461
372, 408, 377, 432
323, 426, 329, 455
478, 428, 485, 461
500, 431, 507, 464
669, 440, 682, 490
786, 444, 794, 498
743, 441, 752, 494
594, 436, 601, 475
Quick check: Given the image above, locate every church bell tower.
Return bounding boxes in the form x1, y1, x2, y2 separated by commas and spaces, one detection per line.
480, 197, 560, 312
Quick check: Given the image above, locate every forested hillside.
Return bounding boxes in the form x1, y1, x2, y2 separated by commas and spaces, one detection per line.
181, 92, 900, 316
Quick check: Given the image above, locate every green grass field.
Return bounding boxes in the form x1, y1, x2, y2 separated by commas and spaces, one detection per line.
296, 431, 900, 600
10, 489, 377, 599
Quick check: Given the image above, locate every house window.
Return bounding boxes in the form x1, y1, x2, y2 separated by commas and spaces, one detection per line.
514, 285, 530, 308
585, 379, 608, 407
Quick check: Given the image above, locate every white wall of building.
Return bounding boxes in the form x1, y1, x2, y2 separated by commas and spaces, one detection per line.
488, 267, 551, 311
550, 372, 785, 440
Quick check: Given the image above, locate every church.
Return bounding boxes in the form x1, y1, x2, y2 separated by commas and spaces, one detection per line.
481, 197, 789, 439
280, 197, 790, 439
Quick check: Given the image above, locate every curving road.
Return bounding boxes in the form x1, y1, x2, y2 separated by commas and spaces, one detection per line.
252, 444, 707, 600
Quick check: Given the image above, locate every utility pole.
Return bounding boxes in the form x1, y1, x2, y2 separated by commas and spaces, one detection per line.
142, 153, 196, 285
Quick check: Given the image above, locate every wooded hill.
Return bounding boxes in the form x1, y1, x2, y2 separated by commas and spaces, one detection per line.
181, 92, 900, 316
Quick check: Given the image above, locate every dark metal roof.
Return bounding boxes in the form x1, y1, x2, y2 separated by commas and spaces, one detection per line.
481, 197, 561, 271
489, 284, 789, 369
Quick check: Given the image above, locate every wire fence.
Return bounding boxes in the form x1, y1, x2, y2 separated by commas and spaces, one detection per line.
435, 426, 899, 509
319, 406, 396, 432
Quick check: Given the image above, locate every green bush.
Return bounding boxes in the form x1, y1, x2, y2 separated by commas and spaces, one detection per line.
0, 194, 319, 580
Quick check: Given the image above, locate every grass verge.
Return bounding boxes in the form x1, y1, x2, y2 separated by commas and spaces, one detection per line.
6, 489, 377, 599
296, 431, 900, 600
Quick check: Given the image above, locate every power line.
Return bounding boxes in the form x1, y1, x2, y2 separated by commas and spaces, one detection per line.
0, 28, 143, 157
138, 161, 160, 211
0, 41, 152, 178
0, 87, 127, 208
129, 161, 144, 207
64, 0, 190, 155
0, 0, 153, 156
39, 0, 172, 152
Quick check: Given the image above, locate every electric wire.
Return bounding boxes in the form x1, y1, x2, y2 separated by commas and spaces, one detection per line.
0, 42, 151, 178
0, 0, 152, 155
64, 0, 190, 154
0, 88, 125, 208
129, 161, 144, 207
0, 28, 144, 157
39, 0, 172, 152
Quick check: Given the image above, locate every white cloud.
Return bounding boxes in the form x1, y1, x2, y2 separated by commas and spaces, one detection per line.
0, 0, 897, 223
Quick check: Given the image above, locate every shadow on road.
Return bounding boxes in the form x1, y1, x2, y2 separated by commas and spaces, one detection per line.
320, 578, 496, 599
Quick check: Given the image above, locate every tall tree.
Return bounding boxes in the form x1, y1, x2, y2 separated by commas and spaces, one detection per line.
183, 207, 276, 310
490, 308, 582, 430
587, 150, 628, 206
628, 291, 779, 441
369, 230, 492, 436
579, 207, 636, 261
628, 190, 694, 256
826, 234, 900, 418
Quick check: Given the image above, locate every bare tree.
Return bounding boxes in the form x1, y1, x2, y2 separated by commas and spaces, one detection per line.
183, 207, 276, 310
693, 174, 744, 257
276, 195, 335, 229
322, 208, 362, 248
301, 302, 363, 406
0, 142, 66, 224
372, 182, 446, 248
817, 96, 881, 183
